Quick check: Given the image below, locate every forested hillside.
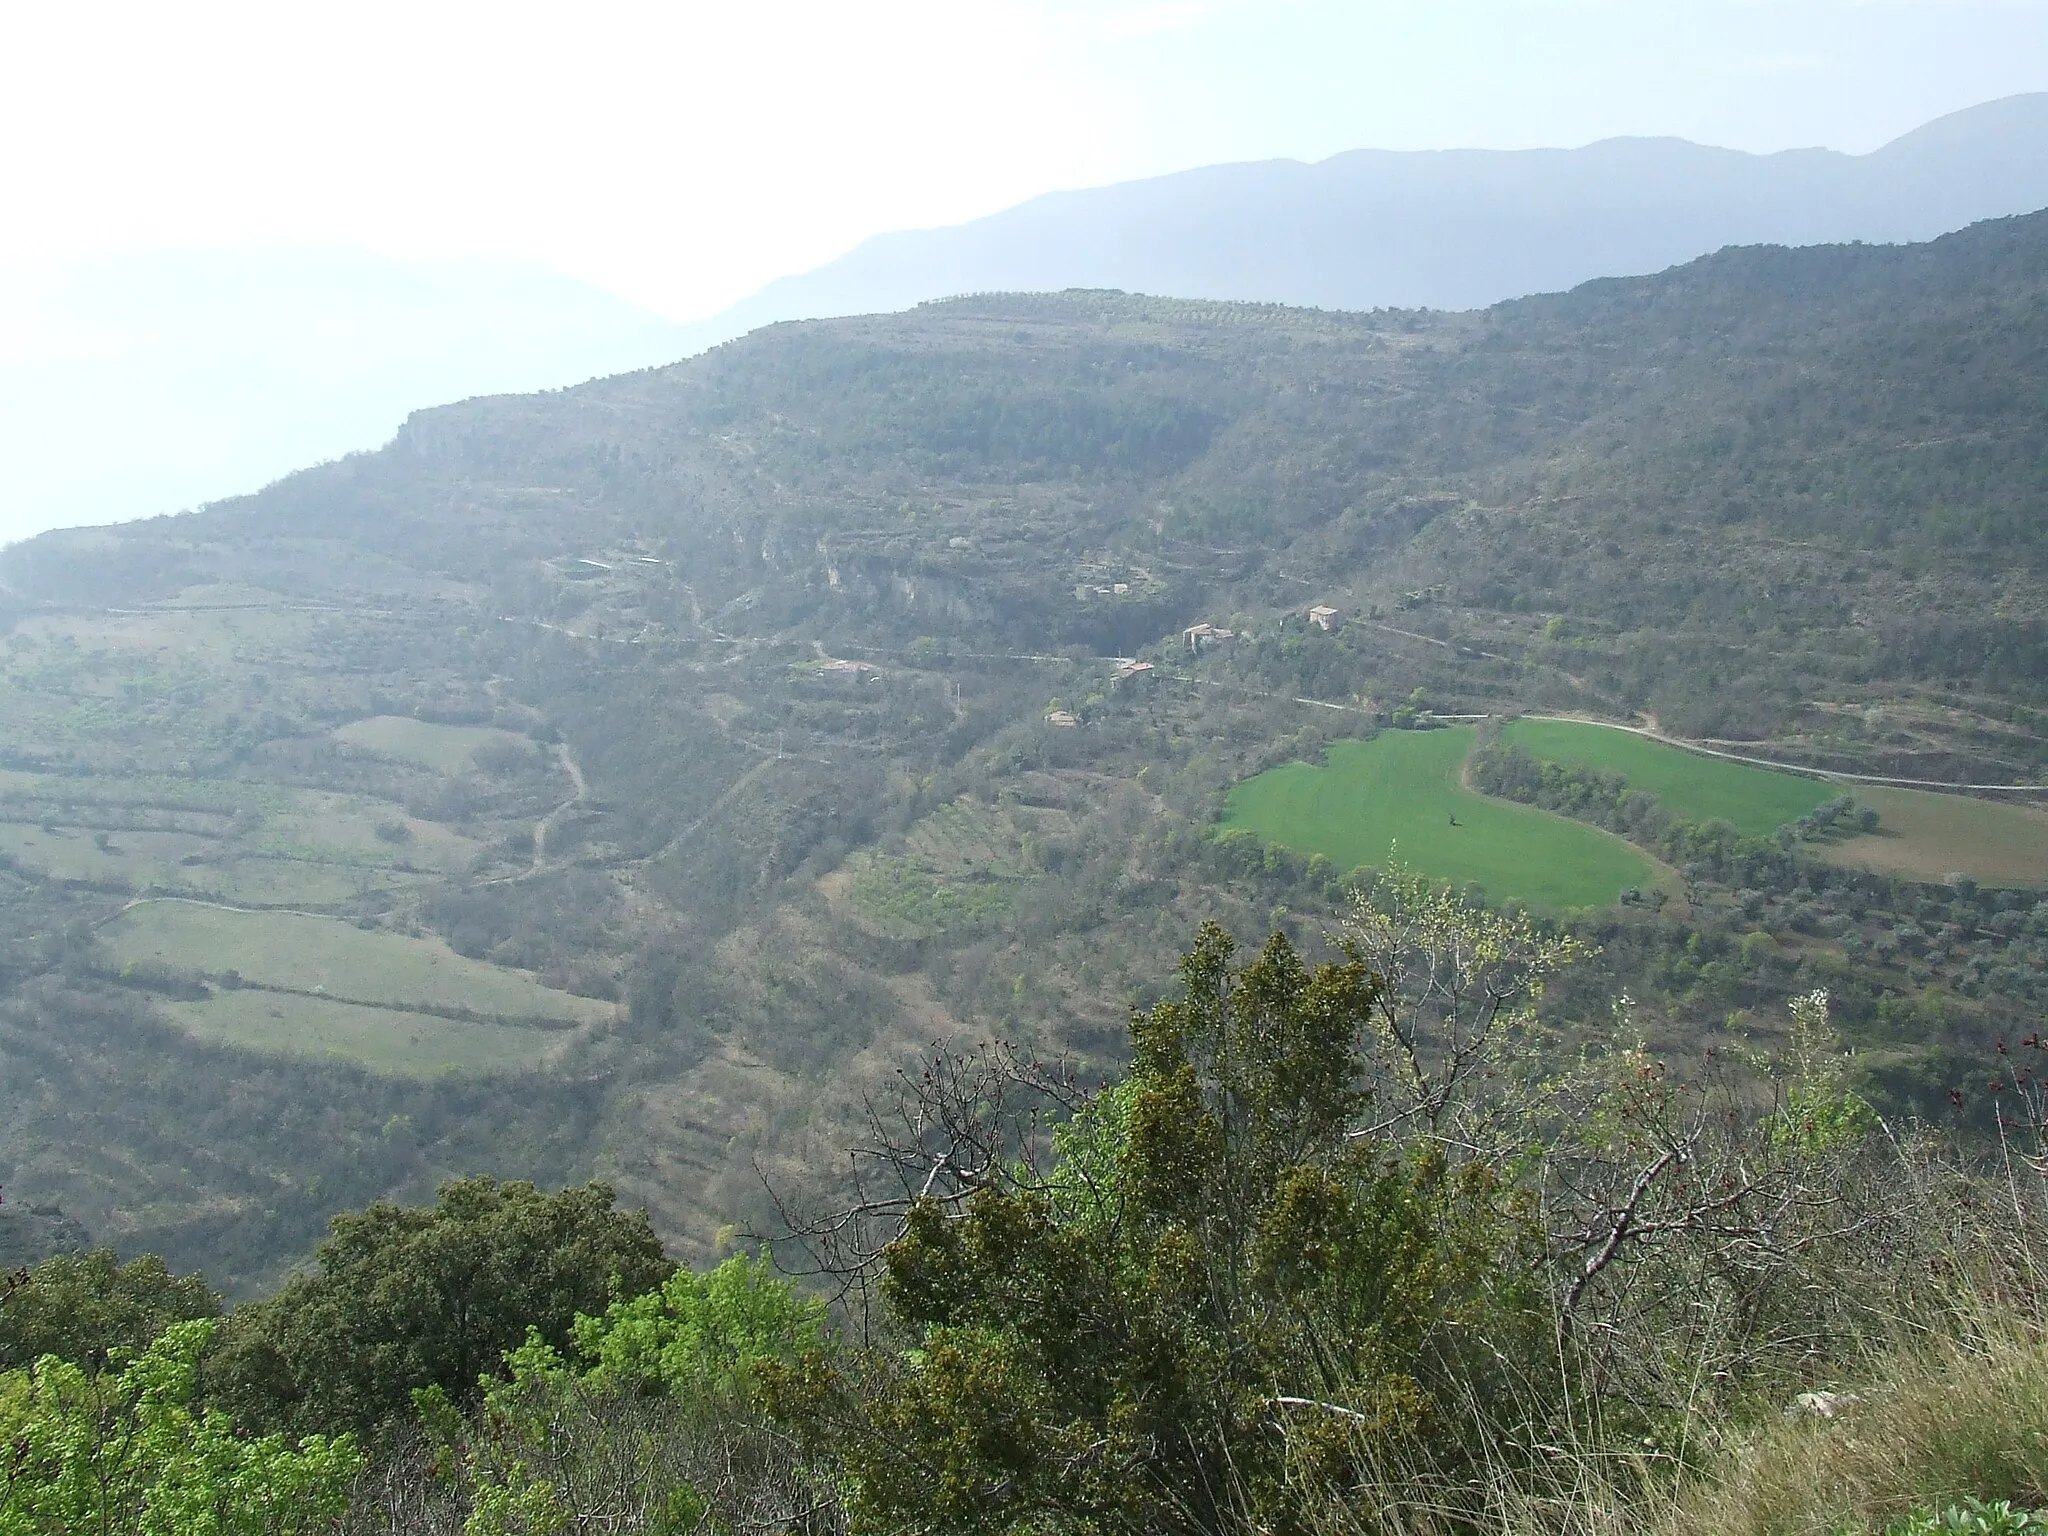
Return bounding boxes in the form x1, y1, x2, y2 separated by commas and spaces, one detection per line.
1, 212, 2045, 1288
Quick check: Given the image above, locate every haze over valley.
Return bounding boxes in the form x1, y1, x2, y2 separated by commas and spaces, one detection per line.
11, 92, 2048, 543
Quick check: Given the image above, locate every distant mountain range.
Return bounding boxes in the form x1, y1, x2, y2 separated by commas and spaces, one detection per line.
690, 92, 2048, 340
8, 92, 2048, 542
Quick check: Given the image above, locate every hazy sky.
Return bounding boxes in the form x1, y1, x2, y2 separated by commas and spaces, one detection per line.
6, 0, 2047, 319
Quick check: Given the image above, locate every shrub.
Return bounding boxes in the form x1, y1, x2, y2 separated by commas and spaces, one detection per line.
209, 1178, 671, 1439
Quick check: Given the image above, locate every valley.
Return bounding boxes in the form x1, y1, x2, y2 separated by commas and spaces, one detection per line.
1, 214, 2046, 1289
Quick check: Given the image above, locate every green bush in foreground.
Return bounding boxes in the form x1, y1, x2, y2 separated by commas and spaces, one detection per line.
414, 1253, 830, 1536
209, 1176, 672, 1440
768, 922, 1554, 1536
0, 1318, 359, 1536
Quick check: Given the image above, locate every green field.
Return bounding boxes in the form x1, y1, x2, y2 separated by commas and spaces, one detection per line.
1818, 785, 2048, 889
0, 772, 472, 907
1223, 729, 1657, 909
1502, 720, 1834, 836
101, 901, 611, 1024
0, 769, 277, 819
159, 991, 562, 1076
333, 716, 529, 772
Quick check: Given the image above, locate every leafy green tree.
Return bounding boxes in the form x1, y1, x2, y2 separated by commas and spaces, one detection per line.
414, 1254, 829, 1536
770, 924, 1544, 1536
209, 1178, 670, 1439
0, 1250, 220, 1375
0, 1318, 359, 1536
573, 1249, 824, 1397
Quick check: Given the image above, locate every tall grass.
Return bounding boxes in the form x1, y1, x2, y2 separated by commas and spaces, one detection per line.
1309, 1139, 2048, 1536
1665, 1313, 2048, 1536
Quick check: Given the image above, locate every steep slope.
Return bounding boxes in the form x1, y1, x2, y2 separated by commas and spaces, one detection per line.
0, 214, 2044, 1288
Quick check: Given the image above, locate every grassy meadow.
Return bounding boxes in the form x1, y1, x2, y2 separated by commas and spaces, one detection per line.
0, 825, 220, 886
1501, 719, 1835, 835
248, 790, 481, 873
1223, 728, 1658, 909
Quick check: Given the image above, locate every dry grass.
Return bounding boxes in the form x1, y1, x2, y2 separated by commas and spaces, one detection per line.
1376, 1308, 2048, 1536
1657, 1314, 2048, 1536
1816, 785, 2048, 891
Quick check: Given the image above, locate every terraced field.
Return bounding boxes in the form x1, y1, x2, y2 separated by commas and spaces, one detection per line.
840, 798, 1046, 937
248, 791, 480, 873
1223, 729, 1658, 909
0, 772, 472, 903
0, 591, 592, 1081
156, 991, 562, 1076
99, 901, 610, 1075
101, 902, 611, 1023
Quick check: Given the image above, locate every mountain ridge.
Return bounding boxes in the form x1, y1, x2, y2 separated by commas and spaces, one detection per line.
685, 92, 2048, 345
12, 94, 2048, 545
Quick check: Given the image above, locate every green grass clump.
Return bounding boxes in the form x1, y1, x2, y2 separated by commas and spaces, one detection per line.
1502, 719, 1835, 836
1888, 1500, 2048, 1536
1652, 1319, 2048, 1536
1223, 729, 1656, 909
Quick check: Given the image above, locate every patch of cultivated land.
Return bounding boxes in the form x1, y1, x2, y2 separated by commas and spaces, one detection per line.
0, 769, 266, 818
333, 716, 531, 772
1502, 719, 1835, 835
1817, 786, 2048, 889
841, 798, 1042, 937
1505, 718, 2045, 888
0, 769, 472, 906
101, 901, 611, 1024
0, 825, 220, 886
250, 791, 479, 873
168, 859, 422, 909
157, 991, 561, 1076
1224, 729, 1658, 909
